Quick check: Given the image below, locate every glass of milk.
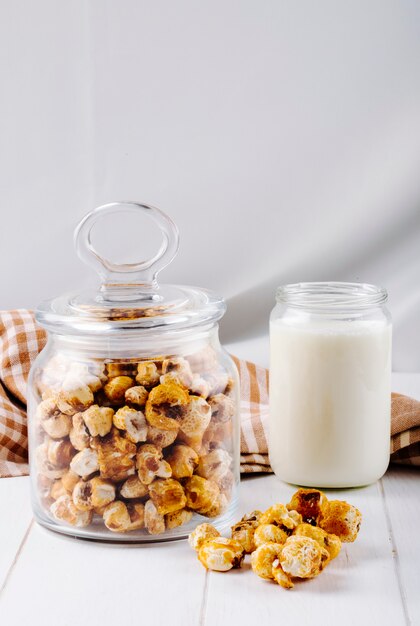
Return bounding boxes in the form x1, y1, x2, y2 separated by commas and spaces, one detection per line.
269, 282, 392, 488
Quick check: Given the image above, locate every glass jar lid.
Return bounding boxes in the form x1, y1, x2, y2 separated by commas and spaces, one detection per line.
36, 202, 226, 335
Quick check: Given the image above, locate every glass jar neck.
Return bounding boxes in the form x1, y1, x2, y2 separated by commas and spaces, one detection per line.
46, 323, 220, 360
276, 282, 388, 314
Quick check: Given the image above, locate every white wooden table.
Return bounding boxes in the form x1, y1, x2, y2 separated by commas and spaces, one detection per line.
0, 339, 419, 626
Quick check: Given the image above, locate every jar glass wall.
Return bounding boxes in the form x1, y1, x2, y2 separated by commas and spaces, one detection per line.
28, 325, 240, 541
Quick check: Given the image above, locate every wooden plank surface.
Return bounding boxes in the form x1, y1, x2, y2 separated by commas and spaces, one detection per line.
0, 477, 33, 590
381, 468, 420, 626
0, 517, 207, 626
384, 372, 420, 625
204, 473, 407, 626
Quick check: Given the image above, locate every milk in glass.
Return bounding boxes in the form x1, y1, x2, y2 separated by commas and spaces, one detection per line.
269, 283, 391, 488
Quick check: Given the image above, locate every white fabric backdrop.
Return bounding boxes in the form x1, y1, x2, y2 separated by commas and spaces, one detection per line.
1, 1, 420, 371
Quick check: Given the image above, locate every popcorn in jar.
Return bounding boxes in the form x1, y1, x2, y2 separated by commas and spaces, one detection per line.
28, 202, 240, 541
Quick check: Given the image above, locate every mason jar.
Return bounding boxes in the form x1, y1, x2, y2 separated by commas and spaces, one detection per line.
269, 282, 392, 488
28, 202, 239, 541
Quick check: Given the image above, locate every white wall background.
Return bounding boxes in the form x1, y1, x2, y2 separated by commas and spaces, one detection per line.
1, 1, 420, 370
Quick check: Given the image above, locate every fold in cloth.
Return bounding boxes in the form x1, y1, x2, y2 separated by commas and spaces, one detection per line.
1, 310, 419, 477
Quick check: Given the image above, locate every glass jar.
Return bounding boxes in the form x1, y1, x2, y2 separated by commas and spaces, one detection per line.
28, 202, 239, 541
269, 282, 392, 488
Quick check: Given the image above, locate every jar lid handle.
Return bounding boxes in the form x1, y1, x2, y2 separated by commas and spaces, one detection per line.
74, 202, 179, 301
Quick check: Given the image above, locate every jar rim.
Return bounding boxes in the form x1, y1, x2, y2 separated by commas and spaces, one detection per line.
275, 282, 388, 310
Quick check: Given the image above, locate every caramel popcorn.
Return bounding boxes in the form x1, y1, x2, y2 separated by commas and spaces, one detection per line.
165, 444, 198, 479
184, 475, 220, 516
204, 492, 228, 518
136, 362, 160, 387
47, 439, 76, 468
208, 393, 235, 423
145, 382, 189, 430
165, 509, 193, 530
190, 489, 361, 590
113, 406, 148, 443
102, 500, 145, 532
136, 444, 172, 485
127, 502, 145, 530
196, 448, 232, 482
42, 412, 72, 440
254, 523, 288, 547
189, 375, 210, 398
57, 375, 94, 415
106, 362, 136, 378
241, 510, 263, 525
119, 475, 149, 499
179, 397, 211, 438
188, 523, 220, 551
318, 500, 362, 542
61, 470, 80, 493
251, 543, 284, 580
125, 385, 149, 407
103, 500, 132, 532
73, 477, 116, 511
144, 499, 165, 535
146, 425, 178, 448
231, 520, 257, 554
198, 537, 244, 572
259, 503, 301, 531
272, 559, 294, 589
69, 412, 90, 450
293, 523, 341, 560
160, 357, 194, 388
92, 428, 136, 482
148, 478, 187, 515
33, 350, 237, 538
82, 404, 114, 437
51, 494, 93, 528
287, 488, 327, 526
280, 536, 324, 579
50, 479, 68, 500
103, 376, 135, 404
70, 448, 100, 478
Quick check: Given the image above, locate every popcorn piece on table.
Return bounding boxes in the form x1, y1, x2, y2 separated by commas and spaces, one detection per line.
198, 537, 245, 572
280, 535, 327, 579
293, 523, 341, 560
318, 500, 362, 542
259, 503, 301, 531
251, 543, 284, 580
188, 523, 220, 551
254, 523, 288, 547
231, 520, 257, 554
287, 488, 327, 526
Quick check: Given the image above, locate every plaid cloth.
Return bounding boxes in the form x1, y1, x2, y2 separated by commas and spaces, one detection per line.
1, 310, 419, 478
